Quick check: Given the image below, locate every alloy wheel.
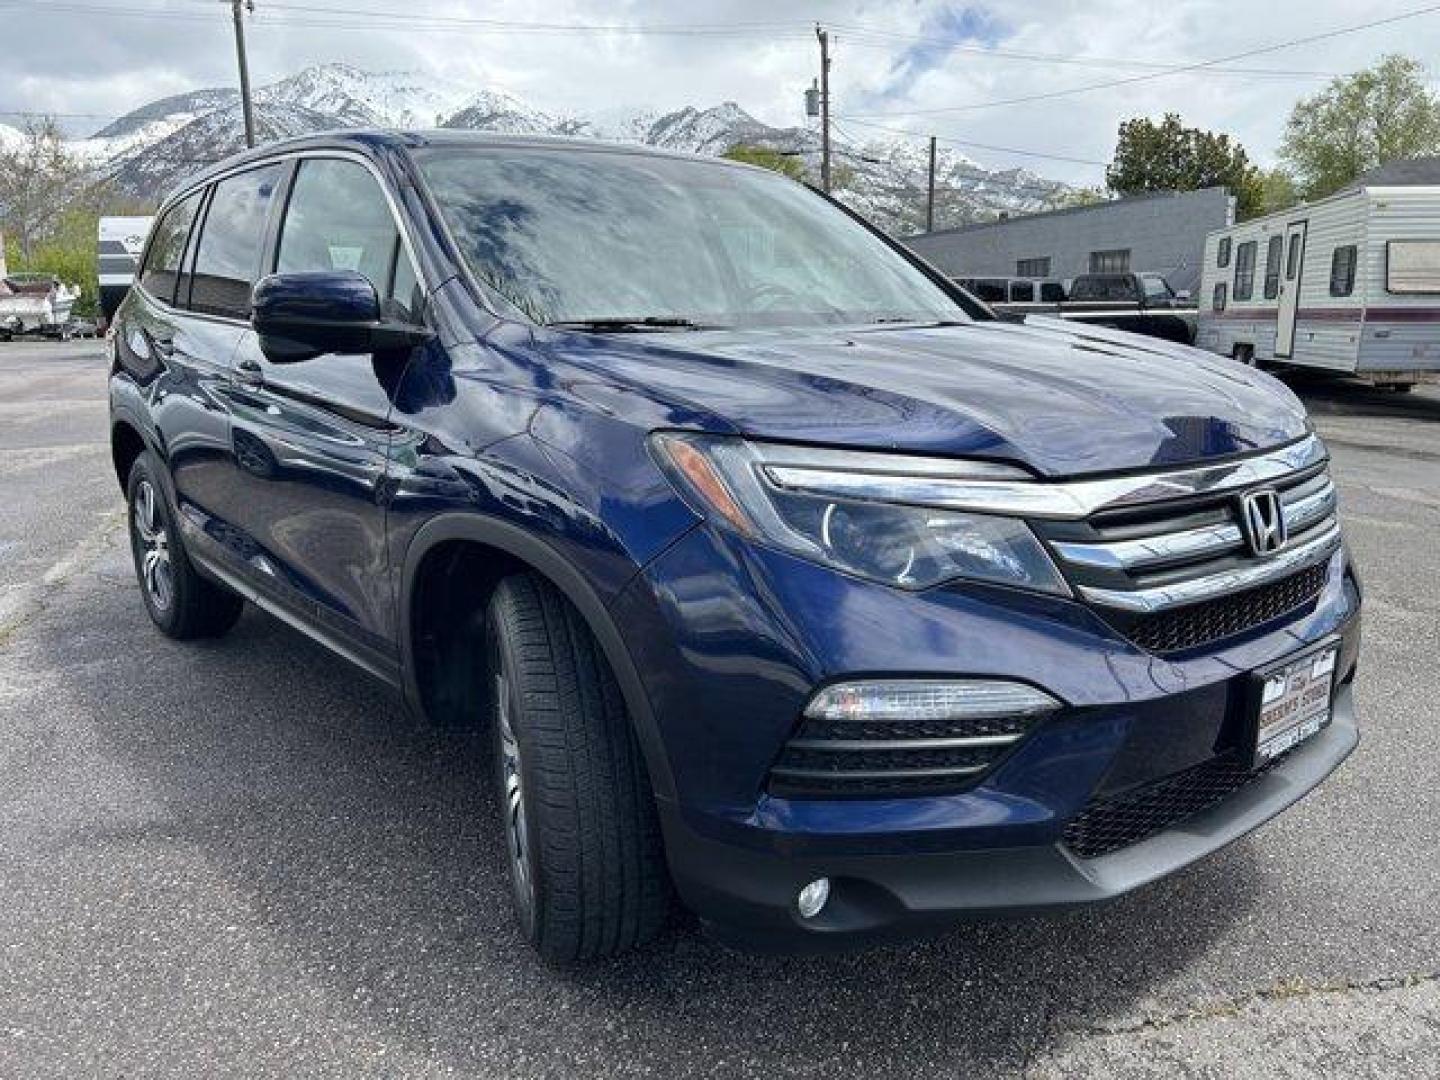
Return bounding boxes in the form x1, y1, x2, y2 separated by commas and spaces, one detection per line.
132, 479, 174, 612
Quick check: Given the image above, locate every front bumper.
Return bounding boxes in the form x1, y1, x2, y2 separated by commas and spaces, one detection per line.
660, 685, 1357, 950
611, 521, 1362, 950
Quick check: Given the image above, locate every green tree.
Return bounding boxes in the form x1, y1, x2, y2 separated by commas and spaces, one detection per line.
1258, 168, 1300, 215
0, 117, 90, 264
722, 144, 805, 180
1279, 55, 1440, 199
1106, 113, 1263, 217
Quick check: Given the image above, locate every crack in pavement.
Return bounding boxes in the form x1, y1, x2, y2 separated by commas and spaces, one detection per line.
1076, 970, 1440, 1038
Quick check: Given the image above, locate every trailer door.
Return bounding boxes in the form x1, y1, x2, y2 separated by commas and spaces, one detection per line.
1275, 220, 1307, 358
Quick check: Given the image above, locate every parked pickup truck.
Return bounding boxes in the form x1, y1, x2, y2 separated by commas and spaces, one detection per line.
975, 271, 1199, 345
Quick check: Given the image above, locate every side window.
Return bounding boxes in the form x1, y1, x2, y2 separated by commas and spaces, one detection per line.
1212, 282, 1227, 311
1263, 235, 1284, 299
138, 192, 203, 304
1009, 281, 1035, 302
1286, 232, 1303, 281
276, 157, 422, 320
190, 164, 284, 319
1329, 245, 1358, 297
1233, 241, 1257, 301
1039, 281, 1065, 302
1141, 275, 1171, 300
1217, 237, 1231, 268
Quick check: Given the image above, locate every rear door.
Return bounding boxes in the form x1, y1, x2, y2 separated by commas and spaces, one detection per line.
116, 186, 252, 530
222, 155, 428, 662
1275, 220, 1308, 358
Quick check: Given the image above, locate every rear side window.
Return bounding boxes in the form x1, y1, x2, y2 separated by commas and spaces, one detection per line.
1330, 245, 1358, 297
1233, 241, 1257, 301
277, 158, 421, 318
1263, 235, 1283, 299
1212, 283, 1227, 311
1217, 237, 1231, 268
138, 192, 203, 303
190, 164, 284, 319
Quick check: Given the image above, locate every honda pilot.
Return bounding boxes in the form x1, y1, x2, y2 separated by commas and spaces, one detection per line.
108, 131, 1361, 961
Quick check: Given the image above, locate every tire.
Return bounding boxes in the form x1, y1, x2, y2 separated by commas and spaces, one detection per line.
484, 572, 669, 962
126, 454, 244, 640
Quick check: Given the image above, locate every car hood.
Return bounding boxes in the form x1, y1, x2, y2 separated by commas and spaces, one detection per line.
552, 315, 1310, 478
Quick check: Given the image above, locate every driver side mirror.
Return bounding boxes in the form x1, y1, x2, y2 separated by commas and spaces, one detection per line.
251, 270, 432, 363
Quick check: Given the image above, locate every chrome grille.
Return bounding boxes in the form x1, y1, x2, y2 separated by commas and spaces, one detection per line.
1034, 448, 1341, 653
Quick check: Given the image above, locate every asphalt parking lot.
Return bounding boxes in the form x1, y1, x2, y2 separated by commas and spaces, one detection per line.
2, 339, 1438, 1078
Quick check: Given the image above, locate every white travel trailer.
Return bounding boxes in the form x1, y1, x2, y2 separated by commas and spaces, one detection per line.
1196, 159, 1440, 391
98, 215, 154, 323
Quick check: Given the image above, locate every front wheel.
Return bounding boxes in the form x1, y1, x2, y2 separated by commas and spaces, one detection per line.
484, 573, 670, 962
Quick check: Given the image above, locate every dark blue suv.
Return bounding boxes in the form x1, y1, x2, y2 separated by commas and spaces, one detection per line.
109, 131, 1360, 961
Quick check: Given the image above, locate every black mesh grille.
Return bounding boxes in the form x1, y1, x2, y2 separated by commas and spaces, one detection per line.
767, 713, 1040, 799
1113, 563, 1328, 655
1063, 754, 1276, 859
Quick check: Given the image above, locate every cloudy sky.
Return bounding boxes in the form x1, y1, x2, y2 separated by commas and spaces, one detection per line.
2, 0, 1439, 184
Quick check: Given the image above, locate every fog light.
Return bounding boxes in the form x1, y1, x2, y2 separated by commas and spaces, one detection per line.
797, 877, 831, 919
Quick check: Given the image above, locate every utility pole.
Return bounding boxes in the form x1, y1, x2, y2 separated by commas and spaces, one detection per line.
229, 0, 257, 148
815, 23, 832, 192
926, 135, 937, 232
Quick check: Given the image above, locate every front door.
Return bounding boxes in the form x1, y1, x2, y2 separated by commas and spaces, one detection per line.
1275, 220, 1308, 358
220, 155, 428, 660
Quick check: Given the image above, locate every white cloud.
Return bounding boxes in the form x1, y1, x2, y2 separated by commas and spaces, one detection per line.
4, 0, 1438, 183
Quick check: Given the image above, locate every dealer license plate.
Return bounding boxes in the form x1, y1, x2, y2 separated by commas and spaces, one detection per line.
1253, 645, 1338, 765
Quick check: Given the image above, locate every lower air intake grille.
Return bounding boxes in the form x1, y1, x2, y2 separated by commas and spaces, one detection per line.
1062, 754, 1275, 859
767, 713, 1036, 799
1115, 563, 1328, 655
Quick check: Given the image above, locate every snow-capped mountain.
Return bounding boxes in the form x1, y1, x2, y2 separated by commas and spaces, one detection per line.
63, 63, 1071, 235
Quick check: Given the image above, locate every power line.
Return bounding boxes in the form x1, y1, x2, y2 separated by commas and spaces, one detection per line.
843, 2, 1440, 117
834, 117, 1107, 167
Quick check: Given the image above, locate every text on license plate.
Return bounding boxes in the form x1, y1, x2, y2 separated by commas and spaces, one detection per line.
1256, 646, 1337, 763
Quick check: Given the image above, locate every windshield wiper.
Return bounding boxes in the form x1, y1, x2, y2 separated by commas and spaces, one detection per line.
545, 316, 722, 333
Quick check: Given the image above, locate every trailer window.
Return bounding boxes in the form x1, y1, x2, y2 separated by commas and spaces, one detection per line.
1233, 241, 1257, 301
1386, 240, 1440, 294
1286, 233, 1303, 280
1263, 235, 1283, 299
1217, 238, 1231, 268
1329, 245, 1358, 297
1212, 282, 1227, 311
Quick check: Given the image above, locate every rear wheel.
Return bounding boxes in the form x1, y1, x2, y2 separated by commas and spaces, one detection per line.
484, 573, 669, 962
126, 454, 244, 640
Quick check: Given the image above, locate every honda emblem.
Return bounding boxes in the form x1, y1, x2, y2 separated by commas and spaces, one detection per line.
1239, 488, 1288, 555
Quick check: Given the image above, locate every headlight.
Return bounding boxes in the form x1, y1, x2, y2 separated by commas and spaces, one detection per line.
651, 433, 1069, 595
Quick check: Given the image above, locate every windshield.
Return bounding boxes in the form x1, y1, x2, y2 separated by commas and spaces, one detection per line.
417, 147, 968, 329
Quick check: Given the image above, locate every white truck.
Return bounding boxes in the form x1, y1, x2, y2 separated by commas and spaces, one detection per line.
1196, 158, 1440, 391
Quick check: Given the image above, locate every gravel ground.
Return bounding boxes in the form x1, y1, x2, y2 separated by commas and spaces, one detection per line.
1, 341, 1437, 1078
